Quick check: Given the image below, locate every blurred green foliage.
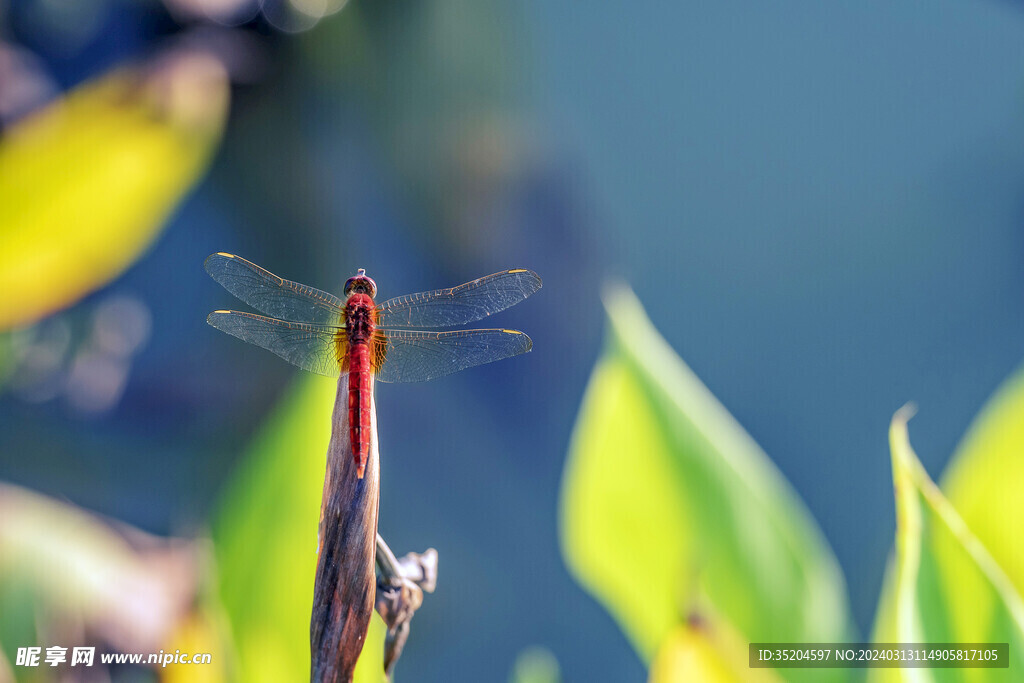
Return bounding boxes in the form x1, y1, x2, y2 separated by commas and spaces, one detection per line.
869, 412, 1024, 682
211, 376, 331, 681
560, 287, 851, 682
0, 483, 215, 681
561, 287, 1024, 682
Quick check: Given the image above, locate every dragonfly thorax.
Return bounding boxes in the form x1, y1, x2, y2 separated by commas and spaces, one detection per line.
344, 269, 377, 298
344, 293, 376, 344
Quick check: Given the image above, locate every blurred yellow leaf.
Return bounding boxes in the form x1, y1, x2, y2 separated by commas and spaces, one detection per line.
211, 376, 388, 682
161, 606, 230, 683
869, 409, 1024, 683
648, 620, 782, 683
942, 365, 1024, 597
0, 53, 228, 329
559, 286, 850, 682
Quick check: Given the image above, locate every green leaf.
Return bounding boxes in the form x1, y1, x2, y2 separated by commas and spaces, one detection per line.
559, 286, 851, 681
941, 365, 1024, 599
869, 408, 1024, 682
211, 376, 387, 683
0, 54, 228, 329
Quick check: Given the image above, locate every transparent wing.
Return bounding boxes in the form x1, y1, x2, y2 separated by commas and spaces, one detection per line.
374, 328, 533, 383
204, 253, 345, 325
375, 269, 542, 329
207, 310, 343, 377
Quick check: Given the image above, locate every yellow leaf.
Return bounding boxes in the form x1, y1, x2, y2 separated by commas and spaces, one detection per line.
648, 620, 782, 683
161, 607, 230, 683
0, 53, 228, 329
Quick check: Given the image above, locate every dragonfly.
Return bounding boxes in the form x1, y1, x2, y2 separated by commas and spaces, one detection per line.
204, 253, 541, 478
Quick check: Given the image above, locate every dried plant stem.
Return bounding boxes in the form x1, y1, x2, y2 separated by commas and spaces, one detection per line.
310, 374, 380, 683
375, 534, 401, 580
374, 534, 437, 678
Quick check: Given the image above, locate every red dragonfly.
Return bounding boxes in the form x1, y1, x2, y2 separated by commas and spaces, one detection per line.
205, 253, 541, 478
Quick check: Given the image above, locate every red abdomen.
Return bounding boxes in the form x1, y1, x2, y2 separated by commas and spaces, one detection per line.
344, 293, 376, 479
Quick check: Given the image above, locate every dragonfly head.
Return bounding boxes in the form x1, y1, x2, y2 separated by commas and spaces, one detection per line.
344, 268, 377, 298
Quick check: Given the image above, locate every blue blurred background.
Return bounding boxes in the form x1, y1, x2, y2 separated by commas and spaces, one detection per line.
2, 0, 1024, 680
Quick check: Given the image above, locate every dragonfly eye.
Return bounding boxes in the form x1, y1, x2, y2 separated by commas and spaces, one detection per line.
344, 271, 377, 298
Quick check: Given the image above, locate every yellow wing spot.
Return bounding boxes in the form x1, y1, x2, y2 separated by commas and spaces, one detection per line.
217, 252, 235, 258
502, 329, 522, 334
213, 309, 232, 314
508, 269, 528, 273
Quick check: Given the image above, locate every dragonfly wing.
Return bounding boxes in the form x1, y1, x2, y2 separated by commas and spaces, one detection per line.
375, 269, 542, 328
204, 253, 345, 325
208, 311, 343, 377
374, 328, 533, 383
